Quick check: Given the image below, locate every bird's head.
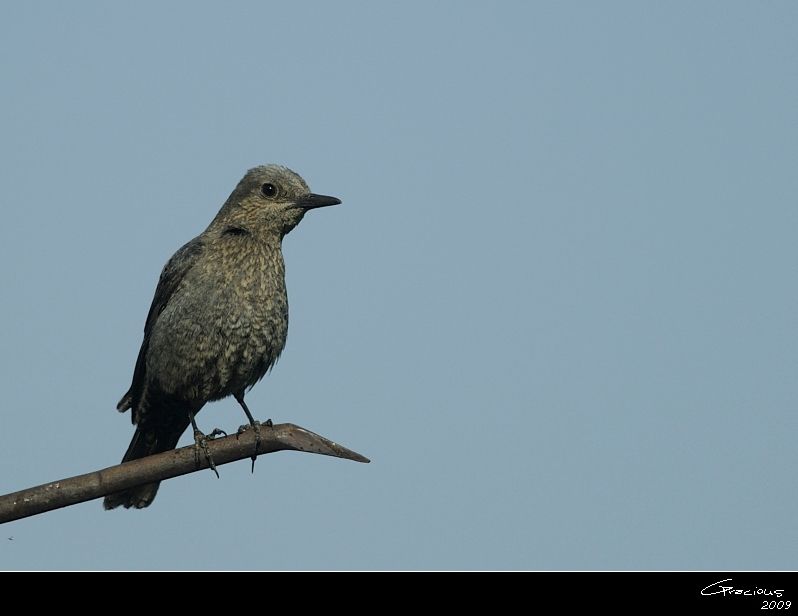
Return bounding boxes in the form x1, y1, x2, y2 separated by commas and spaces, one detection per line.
211, 165, 341, 238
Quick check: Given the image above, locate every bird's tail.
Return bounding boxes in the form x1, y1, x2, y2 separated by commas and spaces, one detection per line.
103, 419, 189, 510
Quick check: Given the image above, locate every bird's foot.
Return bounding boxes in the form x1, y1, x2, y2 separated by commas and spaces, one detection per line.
236, 419, 272, 473
193, 428, 220, 479
236, 418, 273, 433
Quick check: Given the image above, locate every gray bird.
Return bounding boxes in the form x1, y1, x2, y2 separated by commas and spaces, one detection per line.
104, 165, 340, 510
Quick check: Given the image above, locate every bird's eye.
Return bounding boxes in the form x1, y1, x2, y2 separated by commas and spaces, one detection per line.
260, 183, 278, 198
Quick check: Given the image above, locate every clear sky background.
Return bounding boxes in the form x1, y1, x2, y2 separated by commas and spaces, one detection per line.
0, 2, 796, 570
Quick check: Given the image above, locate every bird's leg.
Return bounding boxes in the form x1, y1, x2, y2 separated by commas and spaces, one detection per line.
234, 393, 271, 473
188, 410, 220, 479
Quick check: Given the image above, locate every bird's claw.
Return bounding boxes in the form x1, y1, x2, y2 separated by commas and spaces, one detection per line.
236, 419, 271, 473
193, 429, 220, 479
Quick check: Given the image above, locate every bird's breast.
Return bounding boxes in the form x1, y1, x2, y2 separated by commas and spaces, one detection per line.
148, 238, 290, 400
213, 240, 289, 378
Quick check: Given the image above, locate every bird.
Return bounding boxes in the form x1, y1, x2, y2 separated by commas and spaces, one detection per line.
103, 165, 341, 510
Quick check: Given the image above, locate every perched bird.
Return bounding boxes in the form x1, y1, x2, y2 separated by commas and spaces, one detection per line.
104, 165, 340, 510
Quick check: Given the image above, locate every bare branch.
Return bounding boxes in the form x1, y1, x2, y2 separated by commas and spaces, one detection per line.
0, 423, 369, 524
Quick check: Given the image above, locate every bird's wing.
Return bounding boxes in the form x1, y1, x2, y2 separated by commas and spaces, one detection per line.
117, 237, 205, 419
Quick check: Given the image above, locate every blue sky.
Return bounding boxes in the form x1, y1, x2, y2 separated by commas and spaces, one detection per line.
0, 1, 796, 570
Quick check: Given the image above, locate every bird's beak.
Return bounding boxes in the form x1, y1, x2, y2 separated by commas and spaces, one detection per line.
294, 193, 342, 210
